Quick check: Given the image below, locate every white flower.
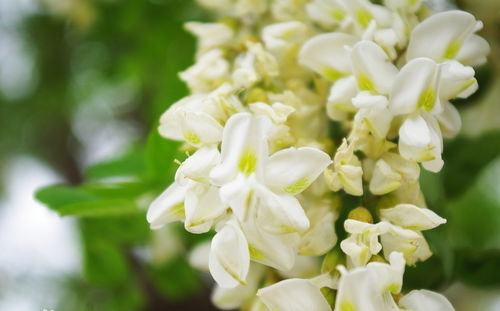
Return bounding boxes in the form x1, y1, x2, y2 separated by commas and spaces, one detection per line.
341, 219, 387, 267
211, 112, 332, 234
147, 147, 227, 233
369, 152, 420, 195
324, 139, 363, 196
407, 10, 490, 66
306, 0, 349, 30
262, 21, 308, 57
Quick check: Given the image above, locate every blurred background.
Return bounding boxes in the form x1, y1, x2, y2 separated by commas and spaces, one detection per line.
0, 0, 499, 310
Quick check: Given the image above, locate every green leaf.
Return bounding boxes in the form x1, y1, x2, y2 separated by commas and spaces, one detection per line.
85, 148, 146, 180
145, 128, 181, 187
442, 130, 500, 198
58, 199, 142, 217
35, 185, 98, 209
448, 156, 500, 251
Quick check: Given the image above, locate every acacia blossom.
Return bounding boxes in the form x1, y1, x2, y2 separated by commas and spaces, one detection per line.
147, 0, 489, 309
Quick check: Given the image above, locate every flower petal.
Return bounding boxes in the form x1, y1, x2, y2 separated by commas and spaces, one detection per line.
299, 33, 357, 81
211, 112, 272, 185
390, 58, 440, 115
399, 113, 431, 148
436, 101, 462, 139
147, 183, 186, 229
380, 203, 446, 231
350, 40, 398, 94
407, 10, 484, 63
399, 290, 455, 311
209, 219, 250, 288
184, 184, 227, 233
257, 279, 331, 311
264, 147, 332, 195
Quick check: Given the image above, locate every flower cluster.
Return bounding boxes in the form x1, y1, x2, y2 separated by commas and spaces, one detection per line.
147, 0, 489, 310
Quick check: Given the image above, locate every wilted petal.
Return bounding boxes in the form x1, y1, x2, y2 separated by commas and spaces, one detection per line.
299, 33, 357, 81
264, 147, 332, 195
390, 58, 440, 115
258, 279, 331, 311
380, 203, 446, 231
209, 219, 250, 288
399, 290, 455, 311
147, 183, 187, 229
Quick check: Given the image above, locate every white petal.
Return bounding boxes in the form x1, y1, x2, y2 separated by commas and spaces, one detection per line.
407, 10, 483, 62
242, 218, 297, 271
421, 112, 444, 172
381, 226, 431, 265
354, 105, 392, 139
180, 111, 223, 147
212, 264, 264, 310
299, 33, 357, 80
258, 279, 331, 311
380, 203, 446, 230
369, 158, 402, 195
399, 114, 431, 148
147, 183, 186, 229
176, 147, 220, 185
219, 174, 254, 221
299, 207, 337, 256
390, 58, 440, 115
456, 34, 490, 66
264, 147, 332, 195
350, 40, 398, 94
439, 60, 478, 100
185, 22, 233, 55
255, 186, 310, 234
262, 21, 307, 55
211, 112, 272, 185
209, 219, 250, 288
399, 290, 455, 311
158, 94, 205, 141
327, 76, 358, 121
184, 184, 227, 233
436, 101, 462, 139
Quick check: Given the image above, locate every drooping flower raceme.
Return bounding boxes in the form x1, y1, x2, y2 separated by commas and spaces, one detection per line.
147, 0, 489, 310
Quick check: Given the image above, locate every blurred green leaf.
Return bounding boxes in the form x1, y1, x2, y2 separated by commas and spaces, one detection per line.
35, 185, 98, 208
145, 128, 182, 187
442, 130, 500, 198
449, 156, 500, 250
149, 256, 201, 301
57, 199, 142, 217
85, 148, 146, 180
